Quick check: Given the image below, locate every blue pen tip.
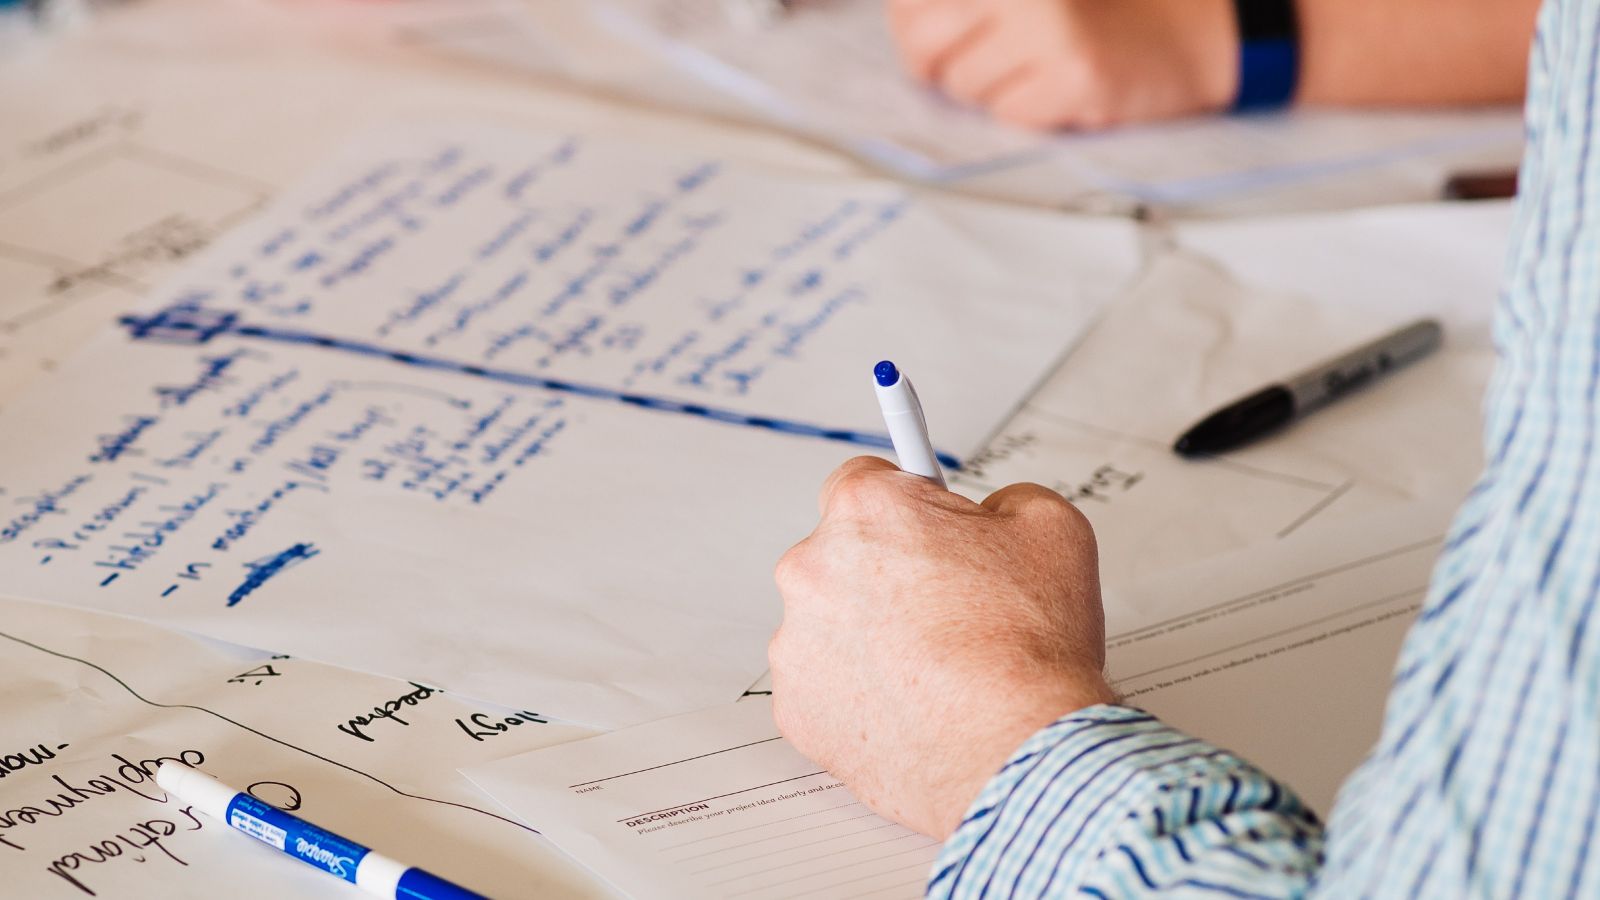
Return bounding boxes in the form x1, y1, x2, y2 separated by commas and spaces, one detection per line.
874, 360, 899, 387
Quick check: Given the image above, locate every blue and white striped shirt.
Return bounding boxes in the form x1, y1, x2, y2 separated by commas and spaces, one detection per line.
928, 2, 1600, 895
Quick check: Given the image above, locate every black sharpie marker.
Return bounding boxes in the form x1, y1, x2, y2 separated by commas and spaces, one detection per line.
1174, 318, 1443, 458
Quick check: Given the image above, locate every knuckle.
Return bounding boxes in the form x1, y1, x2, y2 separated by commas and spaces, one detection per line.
1031, 486, 1092, 530
986, 482, 1068, 517
820, 457, 894, 513
773, 543, 813, 593
998, 484, 1096, 544
828, 469, 889, 513
1022, 483, 1076, 515
1059, 50, 1112, 88
1048, 499, 1098, 552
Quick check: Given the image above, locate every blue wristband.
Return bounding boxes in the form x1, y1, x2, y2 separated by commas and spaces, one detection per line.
1232, 0, 1299, 110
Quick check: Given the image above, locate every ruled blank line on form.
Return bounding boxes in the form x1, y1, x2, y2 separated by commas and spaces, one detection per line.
712, 835, 938, 891
688, 821, 903, 874
670, 808, 880, 861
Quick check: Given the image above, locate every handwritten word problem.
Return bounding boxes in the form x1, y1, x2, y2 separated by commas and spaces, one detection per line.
338, 682, 439, 742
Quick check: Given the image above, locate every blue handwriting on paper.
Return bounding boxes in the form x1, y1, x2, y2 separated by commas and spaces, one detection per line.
2, 136, 968, 603
227, 542, 320, 606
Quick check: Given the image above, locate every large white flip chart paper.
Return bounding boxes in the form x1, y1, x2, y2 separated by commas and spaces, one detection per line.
465, 502, 1456, 900
0, 593, 608, 899
0, 124, 1136, 727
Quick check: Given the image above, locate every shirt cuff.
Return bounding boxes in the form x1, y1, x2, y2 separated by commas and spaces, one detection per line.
926, 705, 1321, 897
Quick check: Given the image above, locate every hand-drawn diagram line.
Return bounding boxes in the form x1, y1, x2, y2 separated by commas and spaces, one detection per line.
0, 139, 272, 215
118, 305, 963, 468
1277, 479, 1356, 539
0, 142, 127, 212
117, 142, 278, 198
0, 626, 538, 834
0, 141, 271, 330
0, 246, 141, 334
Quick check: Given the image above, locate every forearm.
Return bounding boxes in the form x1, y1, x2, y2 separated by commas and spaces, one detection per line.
1294, 0, 1538, 106
930, 706, 1324, 897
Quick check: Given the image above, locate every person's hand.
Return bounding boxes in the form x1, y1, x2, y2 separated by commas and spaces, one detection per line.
769, 456, 1116, 839
886, 0, 1240, 129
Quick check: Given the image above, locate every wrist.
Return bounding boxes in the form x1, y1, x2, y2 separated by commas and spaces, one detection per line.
1179, 0, 1242, 112
927, 675, 1117, 838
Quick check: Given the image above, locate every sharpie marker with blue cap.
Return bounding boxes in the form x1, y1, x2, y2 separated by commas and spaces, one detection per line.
155, 764, 487, 900
873, 360, 946, 488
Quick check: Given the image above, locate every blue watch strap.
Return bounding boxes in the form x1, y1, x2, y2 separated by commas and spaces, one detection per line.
1232, 0, 1299, 110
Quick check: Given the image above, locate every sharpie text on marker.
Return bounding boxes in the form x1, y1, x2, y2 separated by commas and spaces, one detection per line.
1174, 318, 1443, 458
155, 765, 487, 900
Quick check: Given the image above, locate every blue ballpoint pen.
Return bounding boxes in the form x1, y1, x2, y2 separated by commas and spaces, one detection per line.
873, 360, 946, 488
156, 764, 487, 900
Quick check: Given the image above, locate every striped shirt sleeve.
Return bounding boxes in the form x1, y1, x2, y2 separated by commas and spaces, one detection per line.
927, 706, 1324, 898
932, 3, 1600, 897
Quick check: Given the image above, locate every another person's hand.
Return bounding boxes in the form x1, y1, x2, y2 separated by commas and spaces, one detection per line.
886, 0, 1239, 129
769, 456, 1116, 839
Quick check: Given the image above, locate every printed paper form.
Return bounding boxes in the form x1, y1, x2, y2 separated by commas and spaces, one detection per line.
0, 123, 1136, 729
949, 199, 1508, 589
0, 592, 614, 899
465, 697, 940, 900
468, 501, 1454, 898
1103, 500, 1457, 812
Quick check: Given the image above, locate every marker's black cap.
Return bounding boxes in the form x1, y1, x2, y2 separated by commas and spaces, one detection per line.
1174, 386, 1295, 458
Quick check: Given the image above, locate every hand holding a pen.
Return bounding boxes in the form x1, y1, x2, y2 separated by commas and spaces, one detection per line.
769, 456, 1116, 839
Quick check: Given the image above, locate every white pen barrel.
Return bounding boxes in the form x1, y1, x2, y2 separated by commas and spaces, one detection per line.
155, 764, 236, 821
874, 376, 946, 487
